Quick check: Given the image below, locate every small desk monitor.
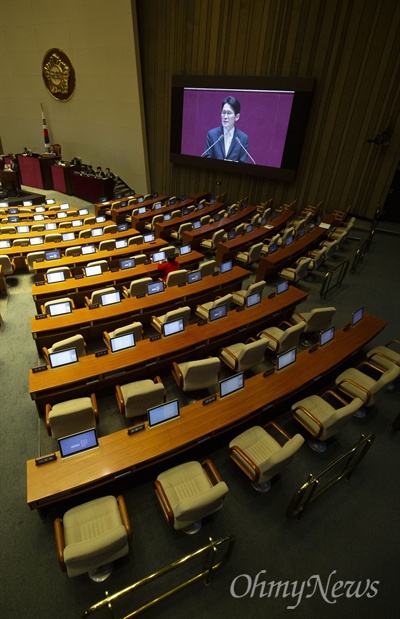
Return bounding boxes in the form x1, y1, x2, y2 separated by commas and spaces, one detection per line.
219, 372, 244, 398
230, 208, 237, 216
276, 347, 297, 371
62, 232, 75, 241
46, 198, 56, 205
351, 307, 364, 326
85, 264, 102, 277
8, 208, 19, 214
151, 251, 166, 262
119, 201, 128, 208
48, 300, 72, 317
193, 220, 201, 229
35, 206, 45, 212
99, 197, 107, 203
209, 304, 227, 322
187, 270, 202, 284
143, 233, 155, 242
138, 206, 146, 214
49, 347, 78, 369
33, 214, 44, 221
269, 242, 278, 255
110, 332, 136, 352
45, 222, 57, 230
153, 202, 162, 210
78, 208, 89, 215
148, 399, 180, 429
285, 235, 293, 246
276, 280, 289, 295
117, 222, 129, 232
72, 219, 83, 227
163, 213, 172, 221
96, 215, 106, 223
298, 228, 305, 238
47, 270, 66, 284
179, 244, 191, 255
319, 325, 335, 347
220, 260, 233, 273
23, 200, 33, 206
227, 229, 236, 240
45, 249, 61, 261
120, 258, 135, 270
91, 227, 103, 237
0, 240, 11, 249
60, 203, 69, 210
57, 211, 68, 218
17, 225, 30, 234
115, 239, 128, 249
8, 216, 20, 223
245, 291, 261, 308
214, 214, 221, 222
163, 318, 184, 337
197, 203, 204, 210
246, 224, 253, 233
147, 281, 164, 295
30, 236, 44, 245
58, 428, 99, 459
100, 290, 121, 306
81, 244, 96, 255
138, 197, 144, 203
115, 193, 123, 199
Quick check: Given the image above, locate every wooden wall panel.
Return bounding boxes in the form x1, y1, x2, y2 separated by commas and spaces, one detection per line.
135, 0, 399, 219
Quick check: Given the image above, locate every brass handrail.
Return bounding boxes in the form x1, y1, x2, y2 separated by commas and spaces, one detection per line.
286, 433, 375, 521
81, 534, 235, 618
320, 259, 349, 299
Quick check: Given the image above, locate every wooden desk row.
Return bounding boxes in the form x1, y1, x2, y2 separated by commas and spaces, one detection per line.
180, 204, 256, 250
29, 286, 307, 415
215, 209, 294, 265
31, 249, 204, 311
111, 196, 169, 224
30, 262, 247, 353
26, 312, 386, 518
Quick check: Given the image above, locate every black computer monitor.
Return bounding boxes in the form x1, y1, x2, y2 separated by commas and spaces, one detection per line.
100, 290, 121, 306
179, 244, 191, 255
220, 260, 233, 273
115, 239, 128, 249
85, 264, 102, 277
269, 242, 278, 254
56, 211, 68, 218
46, 270, 66, 284
138, 197, 144, 203
0, 240, 11, 249
245, 291, 262, 307
72, 219, 83, 227
285, 235, 293, 246
298, 228, 305, 238
81, 245, 96, 255
16, 225, 29, 233
143, 233, 155, 242
351, 307, 364, 326
35, 206, 45, 212
246, 224, 253, 233
214, 214, 221, 222
23, 200, 33, 206
227, 229, 236, 240
8, 208, 19, 214
120, 201, 127, 207
276, 280, 289, 294
48, 300, 73, 317
120, 258, 136, 270
153, 202, 162, 210
197, 203, 204, 210
8, 216, 20, 223
30, 236, 44, 245
209, 304, 227, 322
45, 249, 61, 261
147, 281, 165, 295
319, 325, 335, 347
59, 203, 69, 210
96, 216, 106, 223
163, 318, 185, 337
164, 213, 172, 221
193, 220, 201, 229
45, 222, 57, 230
148, 399, 180, 429
230, 208, 237, 216
138, 206, 147, 214
219, 372, 244, 398
78, 208, 89, 215
62, 232, 75, 241
58, 428, 99, 459
48, 347, 78, 369
91, 227, 103, 237
110, 332, 136, 352
99, 196, 107, 203
117, 222, 129, 232
151, 251, 166, 262
33, 214, 44, 221
187, 270, 202, 284
276, 347, 297, 371
45, 198, 56, 205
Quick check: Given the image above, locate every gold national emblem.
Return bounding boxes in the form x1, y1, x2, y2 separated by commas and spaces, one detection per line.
42, 49, 75, 101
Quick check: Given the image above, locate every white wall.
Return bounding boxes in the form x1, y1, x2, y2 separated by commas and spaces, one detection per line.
0, 0, 149, 192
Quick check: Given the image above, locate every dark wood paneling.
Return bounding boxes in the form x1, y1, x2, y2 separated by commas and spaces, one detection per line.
135, 0, 400, 219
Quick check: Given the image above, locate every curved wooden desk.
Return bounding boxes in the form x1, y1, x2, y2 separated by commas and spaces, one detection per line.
26, 312, 385, 518
181, 204, 256, 250
154, 201, 224, 240
130, 198, 198, 233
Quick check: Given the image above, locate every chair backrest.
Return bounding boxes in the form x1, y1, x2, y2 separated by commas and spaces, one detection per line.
90, 287, 116, 305
163, 306, 191, 326
210, 293, 232, 310
128, 235, 144, 245
304, 307, 336, 332
259, 434, 305, 479
177, 222, 193, 237
199, 260, 216, 277
84, 216, 96, 225
151, 214, 164, 227
247, 242, 264, 263
43, 297, 73, 315
109, 321, 143, 341
104, 224, 117, 234
45, 233, 62, 243
1, 226, 16, 234
323, 240, 338, 260
173, 481, 228, 524
165, 269, 188, 287
246, 280, 266, 297
79, 229, 91, 238
180, 357, 221, 391
122, 380, 165, 418
279, 321, 306, 352
311, 247, 326, 269
87, 259, 109, 272
48, 396, 95, 440
49, 334, 86, 358
131, 253, 147, 264
0, 255, 14, 275
13, 237, 29, 246
31, 224, 45, 232
321, 397, 364, 440
235, 339, 269, 371
211, 228, 226, 245
26, 251, 45, 271
200, 214, 210, 225
281, 227, 294, 242
99, 239, 116, 251
65, 246, 82, 256
293, 257, 312, 280
171, 209, 182, 219
128, 277, 153, 297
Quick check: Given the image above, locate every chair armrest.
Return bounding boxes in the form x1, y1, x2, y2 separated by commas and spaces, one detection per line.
357, 360, 386, 375
117, 495, 132, 542
122, 286, 130, 298
154, 480, 174, 526
154, 375, 166, 400
84, 296, 91, 308
229, 445, 260, 482
387, 339, 400, 350
40, 305, 45, 314
90, 393, 99, 424
336, 378, 371, 404
202, 459, 223, 485
171, 361, 183, 388
115, 385, 125, 415
42, 347, 50, 364
369, 351, 400, 367
45, 403, 52, 436
245, 336, 256, 344
53, 518, 66, 571
264, 420, 292, 442
151, 315, 163, 332
292, 405, 324, 439
278, 320, 292, 330
70, 299, 75, 309
321, 389, 349, 407
102, 331, 111, 350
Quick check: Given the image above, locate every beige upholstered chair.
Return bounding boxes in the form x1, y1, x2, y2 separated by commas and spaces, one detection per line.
42, 297, 75, 315
115, 376, 165, 419
42, 334, 87, 364
103, 321, 143, 350
232, 280, 266, 306
78, 229, 91, 238
104, 224, 117, 235
128, 235, 144, 245
144, 214, 163, 231
335, 362, 400, 414
170, 222, 193, 241
130, 253, 147, 264
86, 259, 109, 273
258, 320, 306, 354
26, 251, 46, 272
0, 226, 16, 234
306, 246, 326, 276
292, 391, 364, 451
220, 338, 269, 372
319, 239, 338, 261
54, 495, 131, 579
195, 293, 232, 321
0, 255, 16, 276
199, 260, 216, 277
84, 216, 96, 225
365, 340, 400, 371
85, 286, 116, 307
279, 257, 312, 283
45, 393, 98, 440
99, 239, 115, 251
200, 228, 225, 251
151, 306, 191, 334
172, 357, 220, 392
45, 233, 62, 243
229, 421, 304, 491
13, 237, 30, 246
235, 242, 264, 266
65, 246, 82, 256
290, 306, 336, 335
165, 269, 188, 287
277, 226, 295, 246
122, 277, 153, 298
154, 459, 228, 533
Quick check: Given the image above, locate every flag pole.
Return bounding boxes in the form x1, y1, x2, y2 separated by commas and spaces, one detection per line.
40, 103, 50, 153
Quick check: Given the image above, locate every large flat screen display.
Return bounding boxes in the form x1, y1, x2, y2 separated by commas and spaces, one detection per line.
170, 76, 315, 181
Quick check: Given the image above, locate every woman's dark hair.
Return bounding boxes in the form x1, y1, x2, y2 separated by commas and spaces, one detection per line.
168, 254, 178, 263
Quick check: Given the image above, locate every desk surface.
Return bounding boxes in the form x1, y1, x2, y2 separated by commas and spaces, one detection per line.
26, 312, 386, 514
111, 196, 168, 223
154, 201, 224, 239
181, 204, 256, 249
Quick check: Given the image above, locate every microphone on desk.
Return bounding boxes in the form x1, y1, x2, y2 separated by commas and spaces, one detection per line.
235, 137, 256, 164
201, 135, 224, 157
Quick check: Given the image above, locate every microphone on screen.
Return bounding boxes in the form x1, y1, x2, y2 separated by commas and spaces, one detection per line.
235, 137, 256, 164
201, 134, 224, 157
